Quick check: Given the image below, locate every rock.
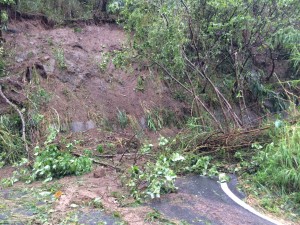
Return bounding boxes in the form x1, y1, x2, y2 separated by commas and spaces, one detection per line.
70, 122, 86, 132
93, 168, 106, 178
70, 120, 96, 132
140, 117, 147, 130
43, 58, 56, 75
70, 203, 79, 208
86, 120, 96, 130
15, 56, 25, 63
43, 55, 50, 61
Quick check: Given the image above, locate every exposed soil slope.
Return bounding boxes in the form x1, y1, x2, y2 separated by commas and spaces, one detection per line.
4, 20, 185, 128
0, 19, 187, 224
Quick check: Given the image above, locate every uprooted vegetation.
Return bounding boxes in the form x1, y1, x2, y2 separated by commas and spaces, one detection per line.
0, 0, 300, 224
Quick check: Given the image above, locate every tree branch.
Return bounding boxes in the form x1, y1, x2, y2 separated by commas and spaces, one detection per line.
0, 85, 30, 161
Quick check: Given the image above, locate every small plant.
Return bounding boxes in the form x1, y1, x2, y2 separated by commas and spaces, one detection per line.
0, 115, 24, 165
106, 142, 115, 149
112, 211, 121, 218
126, 137, 185, 201
98, 52, 110, 72
47, 37, 54, 46
147, 113, 157, 131
73, 27, 82, 33
190, 156, 218, 177
97, 144, 104, 153
135, 75, 145, 92
254, 121, 300, 193
145, 210, 170, 223
117, 108, 128, 129
30, 126, 92, 182
90, 197, 104, 209
111, 49, 130, 69
1, 158, 30, 187
140, 143, 153, 154
53, 47, 67, 69
145, 108, 177, 131
146, 111, 163, 131
0, 46, 5, 77
27, 87, 51, 110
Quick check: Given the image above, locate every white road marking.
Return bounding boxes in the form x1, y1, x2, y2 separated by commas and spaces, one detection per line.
220, 182, 282, 225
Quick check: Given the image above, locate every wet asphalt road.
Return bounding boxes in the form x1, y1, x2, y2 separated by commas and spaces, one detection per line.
150, 175, 276, 225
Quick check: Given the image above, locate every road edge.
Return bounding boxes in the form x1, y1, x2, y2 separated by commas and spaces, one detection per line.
220, 182, 281, 225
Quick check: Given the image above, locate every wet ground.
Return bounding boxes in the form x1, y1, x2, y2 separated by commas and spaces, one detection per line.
0, 187, 121, 225
151, 175, 276, 225
0, 175, 279, 225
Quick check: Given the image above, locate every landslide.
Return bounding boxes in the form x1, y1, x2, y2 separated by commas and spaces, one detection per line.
1, 19, 186, 150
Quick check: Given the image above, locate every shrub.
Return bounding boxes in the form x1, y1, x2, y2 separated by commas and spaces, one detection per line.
255, 121, 300, 193
31, 127, 92, 182
0, 115, 23, 165
119, 0, 300, 128
126, 136, 185, 200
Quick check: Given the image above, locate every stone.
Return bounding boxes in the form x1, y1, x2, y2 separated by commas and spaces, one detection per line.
140, 117, 147, 130
86, 120, 96, 130
93, 168, 106, 178
70, 122, 86, 132
15, 56, 25, 63
43, 58, 56, 75
70, 120, 96, 133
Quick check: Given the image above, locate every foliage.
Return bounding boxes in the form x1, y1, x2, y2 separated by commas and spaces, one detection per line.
185, 155, 218, 177
90, 197, 104, 209
0, 0, 14, 4
98, 51, 110, 72
26, 87, 51, 136
0, 114, 23, 165
98, 48, 131, 73
254, 121, 300, 194
0, 46, 5, 77
126, 136, 184, 201
15, 0, 121, 23
27, 87, 51, 109
17, 0, 93, 22
119, 0, 300, 129
30, 126, 92, 182
97, 144, 104, 153
143, 106, 180, 131
117, 108, 128, 129
233, 120, 300, 219
135, 75, 144, 92
53, 47, 67, 70
0, 0, 15, 30
146, 111, 162, 131
145, 210, 173, 223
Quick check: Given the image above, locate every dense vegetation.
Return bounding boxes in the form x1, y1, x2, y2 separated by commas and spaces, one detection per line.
119, 0, 299, 129
0, 0, 299, 221
115, 2, 300, 215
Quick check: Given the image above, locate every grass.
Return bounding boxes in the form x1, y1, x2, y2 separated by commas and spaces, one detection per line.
53, 47, 67, 70
18, 0, 94, 23
0, 115, 24, 165
254, 121, 300, 193
145, 210, 172, 223
135, 75, 145, 92
117, 108, 128, 129
239, 121, 300, 222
